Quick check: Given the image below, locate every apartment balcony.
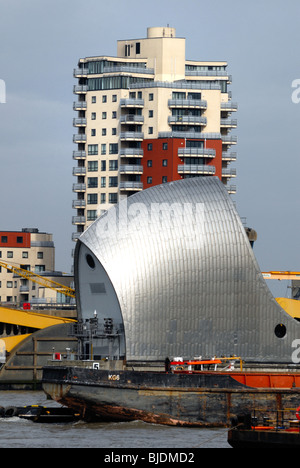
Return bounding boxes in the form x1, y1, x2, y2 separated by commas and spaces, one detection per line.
73, 150, 86, 160
120, 148, 144, 158
72, 167, 86, 176
73, 68, 88, 77
19, 285, 29, 292
73, 183, 86, 192
72, 216, 86, 225
159, 131, 221, 140
72, 199, 86, 208
222, 152, 237, 162
73, 85, 88, 94
119, 181, 143, 191
220, 102, 238, 112
120, 98, 144, 108
103, 65, 154, 75
178, 164, 216, 175
73, 134, 87, 143
120, 131, 144, 141
73, 101, 87, 111
73, 118, 87, 127
168, 99, 207, 110
168, 115, 207, 126
220, 119, 237, 128
226, 184, 237, 194
178, 147, 216, 158
221, 135, 237, 145
72, 232, 81, 241
120, 165, 143, 174
222, 168, 237, 178
120, 115, 144, 124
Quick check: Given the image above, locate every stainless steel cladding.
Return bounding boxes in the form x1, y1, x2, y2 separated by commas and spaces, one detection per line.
74, 177, 300, 363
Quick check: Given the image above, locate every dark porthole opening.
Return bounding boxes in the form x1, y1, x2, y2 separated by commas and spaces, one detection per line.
86, 254, 96, 270
275, 324, 286, 339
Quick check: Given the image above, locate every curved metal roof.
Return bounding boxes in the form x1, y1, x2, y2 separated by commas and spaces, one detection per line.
75, 177, 300, 363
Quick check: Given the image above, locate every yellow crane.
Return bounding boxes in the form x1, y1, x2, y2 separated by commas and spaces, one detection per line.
262, 271, 300, 281
0, 261, 75, 299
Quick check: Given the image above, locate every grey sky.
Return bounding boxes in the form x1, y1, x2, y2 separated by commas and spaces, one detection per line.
0, 0, 299, 298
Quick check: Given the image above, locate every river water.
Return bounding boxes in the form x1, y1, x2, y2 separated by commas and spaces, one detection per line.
0, 391, 230, 450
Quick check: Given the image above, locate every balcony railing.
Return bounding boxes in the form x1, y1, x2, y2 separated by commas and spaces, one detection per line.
73, 68, 88, 77
120, 132, 144, 141
72, 200, 86, 208
168, 115, 207, 126
120, 165, 143, 174
220, 119, 237, 128
178, 164, 216, 175
73, 85, 88, 94
73, 134, 87, 143
73, 118, 87, 127
120, 115, 144, 124
72, 167, 86, 176
119, 181, 143, 190
120, 148, 144, 158
73, 151, 86, 160
72, 216, 86, 225
73, 101, 87, 110
222, 168, 237, 177
178, 148, 216, 158
222, 152, 237, 161
221, 102, 238, 111
120, 98, 144, 108
221, 135, 237, 144
73, 183, 86, 192
168, 99, 207, 109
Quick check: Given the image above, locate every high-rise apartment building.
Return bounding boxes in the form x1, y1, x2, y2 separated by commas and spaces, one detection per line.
72, 26, 237, 239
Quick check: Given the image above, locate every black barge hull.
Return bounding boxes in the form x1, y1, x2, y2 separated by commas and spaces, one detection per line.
42, 366, 300, 427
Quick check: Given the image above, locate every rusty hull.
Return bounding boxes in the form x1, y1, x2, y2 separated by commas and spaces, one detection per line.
42, 366, 300, 427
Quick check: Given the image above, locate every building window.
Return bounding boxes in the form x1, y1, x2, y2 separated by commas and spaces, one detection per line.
147, 143, 152, 151
6, 281, 13, 288
109, 176, 118, 187
17, 236, 23, 244
163, 142, 168, 150
162, 176, 168, 183
149, 93, 154, 101
109, 193, 118, 204
102, 128, 106, 136
101, 161, 106, 171
101, 177, 106, 188
148, 127, 153, 134
149, 110, 153, 118
136, 42, 141, 54
102, 112, 107, 119
109, 160, 118, 171
109, 143, 118, 154
101, 193, 106, 204
88, 177, 98, 188
37, 252, 43, 259
7, 251, 13, 258
101, 144, 106, 155
147, 177, 152, 184
91, 112, 96, 120
35, 265, 45, 273
88, 161, 98, 172
162, 159, 168, 166
112, 95, 117, 102
91, 96, 96, 103
147, 160, 152, 167
88, 194, 98, 205
91, 129, 96, 136
87, 210, 97, 221
102, 95, 107, 103
22, 252, 28, 258
125, 44, 130, 57
1, 236, 7, 243
88, 144, 98, 155
112, 128, 117, 135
